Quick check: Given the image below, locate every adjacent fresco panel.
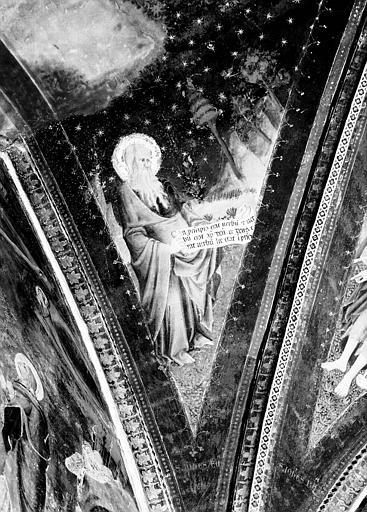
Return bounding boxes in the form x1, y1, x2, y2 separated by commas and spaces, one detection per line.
247, 45, 367, 512
0, 163, 138, 511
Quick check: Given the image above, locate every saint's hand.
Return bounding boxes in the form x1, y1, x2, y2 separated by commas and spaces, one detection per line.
169, 233, 187, 254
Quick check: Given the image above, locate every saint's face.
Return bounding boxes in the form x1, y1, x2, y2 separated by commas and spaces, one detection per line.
132, 143, 153, 177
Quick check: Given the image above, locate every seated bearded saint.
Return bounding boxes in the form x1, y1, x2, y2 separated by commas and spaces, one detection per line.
111, 133, 221, 366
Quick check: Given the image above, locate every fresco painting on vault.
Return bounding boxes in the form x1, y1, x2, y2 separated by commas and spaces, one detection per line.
0, 0, 309, 444
0, 163, 138, 511
0, 0, 359, 510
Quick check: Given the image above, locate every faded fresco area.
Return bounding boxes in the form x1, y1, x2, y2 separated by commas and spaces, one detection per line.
0, 0, 164, 118
0, 165, 138, 511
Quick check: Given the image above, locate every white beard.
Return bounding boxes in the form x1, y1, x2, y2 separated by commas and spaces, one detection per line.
129, 170, 170, 210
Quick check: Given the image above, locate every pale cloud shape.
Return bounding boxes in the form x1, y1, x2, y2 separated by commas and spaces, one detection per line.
0, 0, 165, 117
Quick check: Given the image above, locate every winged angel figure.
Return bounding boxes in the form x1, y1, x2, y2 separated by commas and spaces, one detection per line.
92, 133, 222, 366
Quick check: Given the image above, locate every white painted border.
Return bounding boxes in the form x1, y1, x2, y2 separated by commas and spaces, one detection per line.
248, 63, 367, 512
1, 151, 151, 512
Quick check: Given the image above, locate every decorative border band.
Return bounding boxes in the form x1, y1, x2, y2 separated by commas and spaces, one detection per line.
248, 61, 367, 512
316, 445, 367, 512
6, 144, 175, 512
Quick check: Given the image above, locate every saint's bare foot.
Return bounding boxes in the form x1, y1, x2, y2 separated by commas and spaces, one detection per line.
356, 373, 367, 390
321, 359, 347, 373
334, 379, 352, 398
194, 334, 214, 349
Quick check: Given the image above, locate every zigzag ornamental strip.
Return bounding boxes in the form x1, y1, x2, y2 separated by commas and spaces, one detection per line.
7, 143, 176, 512
247, 62, 367, 512
231, 4, 367, 510
316, 445, 367, 512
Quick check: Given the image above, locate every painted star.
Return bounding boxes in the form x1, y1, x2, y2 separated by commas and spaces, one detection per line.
237, 29, 244, 35
182, 60, 188, 67
219, 92, 227, 101
166, 124, 172, 131
216, 23, 222, 30
287, 17, 294, 24
259, 33, 265, 40
149, 98, 155, 104
176, 12, 181, 18
281, 38, 288, 46
196, 18, 203, 25
189, 39, 194, 46
171, 104, 178, 111
204, 67, 210, 73
97, 129, 104, 136
176, 82, 182, 89
231, 51, 239, 57
75, 124, 81, 131
266, 13, 273, 19
245, 8, 251, 14
144, 119, 151, 125
168, 34, 175, 41
123, 114, 130, 120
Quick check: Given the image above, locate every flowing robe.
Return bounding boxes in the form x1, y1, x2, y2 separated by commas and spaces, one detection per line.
119, 183, 221, 365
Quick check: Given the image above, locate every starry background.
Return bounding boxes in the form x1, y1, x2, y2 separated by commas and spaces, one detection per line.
38, 0, 333, 201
